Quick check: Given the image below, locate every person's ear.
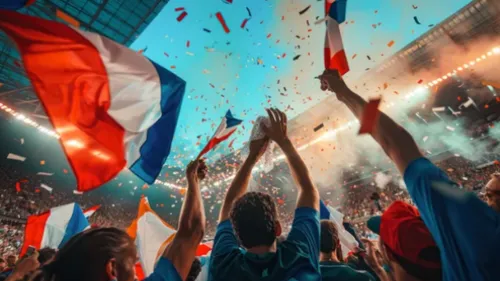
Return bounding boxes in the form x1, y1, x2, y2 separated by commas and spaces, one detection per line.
275, 220, 282, 237
105, 258, 118, 281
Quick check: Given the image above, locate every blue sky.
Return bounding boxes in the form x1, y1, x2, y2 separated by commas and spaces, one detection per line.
131, 0, 471, 166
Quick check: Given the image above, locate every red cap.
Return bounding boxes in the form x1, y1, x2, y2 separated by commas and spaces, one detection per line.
367, 201, 440, 268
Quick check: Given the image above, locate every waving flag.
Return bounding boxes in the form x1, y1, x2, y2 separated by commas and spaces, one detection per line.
0, 0, 36, 10
320, 200, 358, 258
324, 0, 349, 75
127, 197, 177, 278
198, 110, 242, 157
20, 203, 89, 256
83, 205, 101, 218
0, 11, 186, 192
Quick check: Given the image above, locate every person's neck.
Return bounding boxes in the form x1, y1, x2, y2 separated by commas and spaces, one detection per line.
246, 243, 277, 254
392, 265, 422, 281
320, 252, 341, 263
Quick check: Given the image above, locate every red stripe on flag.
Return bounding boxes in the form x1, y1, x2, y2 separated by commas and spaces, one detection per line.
196, 244, 212, 256
0, 11, 126, 192
198, 131, 235, 157
325, 49, 349, 76
358, 98, 381, 135
20, 211, 50, 257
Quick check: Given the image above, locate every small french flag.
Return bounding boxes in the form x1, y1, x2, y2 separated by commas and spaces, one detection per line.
0, 11, 186, 192
20, 203, 89, 256
198, 110, 242, 157
324, 0, 349, 76
83, 205, 101, 218
320, 200, 358, 258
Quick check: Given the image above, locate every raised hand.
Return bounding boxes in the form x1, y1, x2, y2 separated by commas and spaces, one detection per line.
186, 159, 208, 182
262, 108, 288, 147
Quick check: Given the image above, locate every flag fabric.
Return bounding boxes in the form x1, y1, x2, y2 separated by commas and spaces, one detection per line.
0, 11, 186, 192
127, 197, 177, 278
198, 110, 242, 157
324, 0, 349, 76
320, 200, 358, 258
0, 0, 36, 10
83, 205, 101, 218
20, 203, 89, 256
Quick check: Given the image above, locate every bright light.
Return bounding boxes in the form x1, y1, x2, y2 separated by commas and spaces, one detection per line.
442, 75, 448, 80
493, 47, 500, 54
427, 83, 433, 87
65, 139, 85, 149
487, 52, 493, 56
481, 55, 487, 59
447, 73, 452, 76
437, 78, 443, 82
469, 61, 475, 66
464, 64, 469, 68
458, 67, 463, 71
476, 58, 481, 62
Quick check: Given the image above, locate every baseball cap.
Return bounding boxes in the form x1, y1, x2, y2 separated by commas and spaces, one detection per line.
366, 200, 441, 269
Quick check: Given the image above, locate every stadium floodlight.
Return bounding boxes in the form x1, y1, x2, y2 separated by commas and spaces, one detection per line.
493, 47, 500, 54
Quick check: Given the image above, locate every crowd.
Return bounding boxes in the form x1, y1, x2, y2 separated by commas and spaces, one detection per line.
0, 70, 497, 281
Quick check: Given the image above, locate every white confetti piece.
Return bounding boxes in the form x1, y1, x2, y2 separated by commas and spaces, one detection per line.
73, 190, 83, 195
446, 126, 455, 131
41, 184, 53, 192
7, 153, 26, 161
37, 172, 54, 176
423, 136, 429, 142
432, 107, 445, 112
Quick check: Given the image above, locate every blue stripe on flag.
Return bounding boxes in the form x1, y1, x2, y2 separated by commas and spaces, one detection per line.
0, 0, 31, 10
225, 110, 243, 128
320, 200, 330, 220
129, 59, 186, 184
58, 204, 89, 248
328, 0, 347, 24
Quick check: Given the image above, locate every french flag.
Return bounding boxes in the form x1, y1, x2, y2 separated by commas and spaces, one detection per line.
20, 203, 89, 256
198, 110, 242, 157
0, 11, 186, 192
324, 0, 349, 76
320, 200, 358, 258
83, 205, 101, 218
0, 0, 36, 10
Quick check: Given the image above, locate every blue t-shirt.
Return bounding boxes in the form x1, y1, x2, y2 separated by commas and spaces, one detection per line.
209, 207, 321, 281
144, 257, 182, 281
320, 261, 375, 281
404, 158, 500, 281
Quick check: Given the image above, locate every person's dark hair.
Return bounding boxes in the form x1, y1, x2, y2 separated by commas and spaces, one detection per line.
0, 258, 5, 263
30, 227, 135, 281
320, 220, 339, 253
37, 248, 56, 265
186, 258, 202, 281
230, 192, 278, 248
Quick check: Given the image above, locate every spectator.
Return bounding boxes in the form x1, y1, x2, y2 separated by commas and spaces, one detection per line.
485, 173, 500, 212
0, 259, 5, 273
320, 69, 500, 281
210, 108, 321, 280
366, 201, 441, 281
320, 220, 375, 281
36, 248, 56, 266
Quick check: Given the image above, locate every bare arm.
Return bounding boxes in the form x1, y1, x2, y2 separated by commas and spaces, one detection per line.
263, 108, 319, 211
163, 159, 207, 281
320, 70, 422, 174
219, 138, 269, 222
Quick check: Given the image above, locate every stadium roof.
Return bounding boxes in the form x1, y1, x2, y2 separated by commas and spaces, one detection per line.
285, 0, 500, 145
0, 0, 170, 119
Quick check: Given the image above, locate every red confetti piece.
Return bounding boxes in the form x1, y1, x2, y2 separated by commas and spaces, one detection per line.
15, 182, 21, 193
387, 40, 395, 47
358, 98, 382, 135
417, 79, 423, 84
282, 53, 286, 58
241, 18, 249, 28
281, 16, 285, 20
175, 7, 184, 11
267, 33, 272, 38
216, 12, 230, 33
177, 11, 187, 22
228, 139, 235, 148
186, 40, 190, 47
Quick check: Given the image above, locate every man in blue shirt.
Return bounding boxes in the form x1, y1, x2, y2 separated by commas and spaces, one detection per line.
319, 69, 500, 281
210, 108, 321, 281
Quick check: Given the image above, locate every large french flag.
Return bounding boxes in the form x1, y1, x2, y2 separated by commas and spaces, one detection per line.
324, 0, 349, 76
20, 203, 89, 256
0, 11, 186, 192
320, 200, 358, 258
198, 110, 242, 157
0, 0, 36, 10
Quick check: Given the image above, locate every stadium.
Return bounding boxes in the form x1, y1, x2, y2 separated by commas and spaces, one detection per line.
0, 0, 499, 281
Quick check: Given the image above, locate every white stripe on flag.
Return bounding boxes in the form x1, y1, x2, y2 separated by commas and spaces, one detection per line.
326, 18, 344, 54
40, 203, 76, 249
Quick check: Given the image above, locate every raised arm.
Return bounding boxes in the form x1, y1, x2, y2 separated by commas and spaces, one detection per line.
319, 70, 422, 174
219, 138, 269, 222
263, 108, 319, 211
162, 159, 207, 281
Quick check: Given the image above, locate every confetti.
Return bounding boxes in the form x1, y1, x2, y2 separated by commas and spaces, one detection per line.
186, 40, 190, 47
314, 123, 324, 132
222, 0, 233, 3
432, 107, 446, 112
240, 18, 250, 28
387, 40, 395, 47
73, 190, 83, 195
417, 79, 423, 84
299, 5, 311, 15
267, 33, 272, 38
246, 7, 252, 17
203, 28, 211, 33
423, 136, 429, 142
412, 5, 418, 9
293, 55, 301, 61
175, 7, 185, 11
352, 54, 357, 59
367, 55, 371, 60
7, 153, 25, 161
216, 12, 230, 33
41, 184, 53, 192
40, 160, 45, 165
177, 11, 188, 22
413, 16, 421, 25
446, 126, 455, 132
15, 182, 21, 193
383, 82, 388, 90
358, 98, 381, 135
56, 9, 80, 27
37, 172, 53, 176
